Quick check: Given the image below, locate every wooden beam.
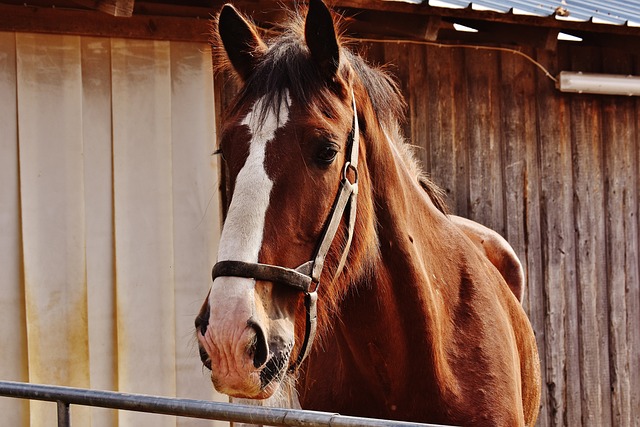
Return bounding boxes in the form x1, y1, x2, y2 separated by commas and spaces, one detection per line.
424, 16, 442, 41
444, 17, 561, 49
0, 3, 212, 42
72, 0, 136, 17
210, 0, 640, 39
2, 1, 639, 50
544, 28, 560, 51
341, 10, 442, 42
332, 0, 640, 38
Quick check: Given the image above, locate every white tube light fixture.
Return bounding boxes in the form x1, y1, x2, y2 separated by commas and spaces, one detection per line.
557, 71, 640, 96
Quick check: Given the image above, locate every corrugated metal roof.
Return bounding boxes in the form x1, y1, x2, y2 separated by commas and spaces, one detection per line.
401, 0, 640, 27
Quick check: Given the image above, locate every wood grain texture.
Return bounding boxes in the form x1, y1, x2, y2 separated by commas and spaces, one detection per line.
464, 48, 504, 234
499, 46, 549, 426
569, 46, 611, 426
602, 77, 637, 427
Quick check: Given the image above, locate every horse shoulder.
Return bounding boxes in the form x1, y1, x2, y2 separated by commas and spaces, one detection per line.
449, 215, 525, 303
443, 217, 540, 426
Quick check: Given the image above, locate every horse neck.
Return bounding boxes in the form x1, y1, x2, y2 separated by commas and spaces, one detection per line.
362, 124, 451, 337
317, 123, 461, 401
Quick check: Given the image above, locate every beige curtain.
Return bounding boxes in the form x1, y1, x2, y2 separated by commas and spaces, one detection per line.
0, 31, 226, 427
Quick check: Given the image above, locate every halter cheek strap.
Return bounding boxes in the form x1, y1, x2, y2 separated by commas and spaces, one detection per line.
211, 91, 360, 373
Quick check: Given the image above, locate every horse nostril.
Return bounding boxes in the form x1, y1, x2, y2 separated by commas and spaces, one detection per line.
247, 320, 269, 368
199, 345, 212, 370
195, 304, 210, 336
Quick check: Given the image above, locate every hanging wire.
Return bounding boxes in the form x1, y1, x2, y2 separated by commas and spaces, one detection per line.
257, 19, 559, 84
351, 36, 559, 83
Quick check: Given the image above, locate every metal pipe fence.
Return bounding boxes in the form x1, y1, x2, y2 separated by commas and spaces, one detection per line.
0, 380, 450, 427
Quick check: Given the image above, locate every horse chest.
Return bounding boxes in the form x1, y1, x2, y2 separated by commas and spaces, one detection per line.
300, 327, 423, 419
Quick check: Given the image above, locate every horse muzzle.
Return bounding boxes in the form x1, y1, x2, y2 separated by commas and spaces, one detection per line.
195, 279, 295, 399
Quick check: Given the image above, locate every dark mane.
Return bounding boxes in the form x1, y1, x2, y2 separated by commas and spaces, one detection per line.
215, 7, 447, 213
217, 9, 404, 128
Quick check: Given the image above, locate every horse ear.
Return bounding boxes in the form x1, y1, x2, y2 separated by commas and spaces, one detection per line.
218, 4, 267, 81
305, 0, 340, 78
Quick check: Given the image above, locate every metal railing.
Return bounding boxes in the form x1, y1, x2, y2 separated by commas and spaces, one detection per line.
0, 380, 450, 427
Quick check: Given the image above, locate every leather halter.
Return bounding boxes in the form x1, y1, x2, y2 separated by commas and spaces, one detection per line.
211, 92, 360, 373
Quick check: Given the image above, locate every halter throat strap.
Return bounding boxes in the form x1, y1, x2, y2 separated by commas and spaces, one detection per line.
211, 91, 360, 373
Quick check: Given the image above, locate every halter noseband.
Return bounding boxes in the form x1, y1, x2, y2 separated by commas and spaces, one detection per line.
211, 92, 360, 373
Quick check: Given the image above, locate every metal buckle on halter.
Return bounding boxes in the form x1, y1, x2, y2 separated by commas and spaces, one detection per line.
342, 161, 358, 187
307, 279, 320, 294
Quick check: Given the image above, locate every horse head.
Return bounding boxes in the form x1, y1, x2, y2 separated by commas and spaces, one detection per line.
195, 0, 381, 399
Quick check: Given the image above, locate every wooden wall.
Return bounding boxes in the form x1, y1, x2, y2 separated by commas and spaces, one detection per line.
359, 41, 640, 427
215, 40, 640, 426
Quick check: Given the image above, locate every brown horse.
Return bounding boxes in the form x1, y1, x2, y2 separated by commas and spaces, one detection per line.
195, 1, 541, 425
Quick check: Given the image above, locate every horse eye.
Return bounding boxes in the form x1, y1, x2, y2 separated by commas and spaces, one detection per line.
316, 144, 338, 165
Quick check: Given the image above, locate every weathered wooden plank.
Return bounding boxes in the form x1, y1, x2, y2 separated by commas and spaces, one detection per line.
499, 46, 549, 427
524, 48, 549, 427
627, 55, 640, 426
557, 46, 582, 427
463, 48, 504, 234
568, 46, 611, 426
424, 45, 462, 210
602, 51, 640, 427
72, 0, 136, 17
383, 41, 412, 143
534, 46, 578, 427
408, 43, 430, 170
0, 3, 211, 42
450, 48, 470, 218
601, 50, 637, 427
498, 47, 530, 288
631, 58, 640, 426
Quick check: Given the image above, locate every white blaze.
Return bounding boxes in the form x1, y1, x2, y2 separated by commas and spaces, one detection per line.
209, 92, 291, 309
